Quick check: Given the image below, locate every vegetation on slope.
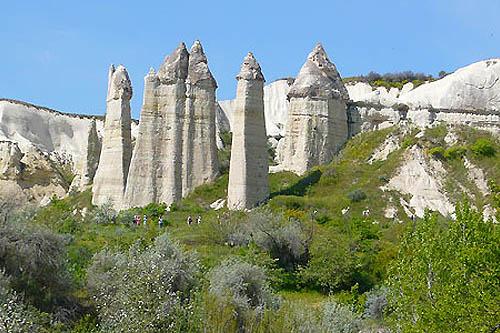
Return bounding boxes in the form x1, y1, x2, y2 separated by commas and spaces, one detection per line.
343, 70, 442, 90
1, 124, 500, 332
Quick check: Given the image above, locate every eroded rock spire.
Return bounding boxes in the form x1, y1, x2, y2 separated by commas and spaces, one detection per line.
280, 43, 349, 175
182, 40, 219, 196
92, 64, 133, 209
228, 52, 269, 210
125, 44, 188, 208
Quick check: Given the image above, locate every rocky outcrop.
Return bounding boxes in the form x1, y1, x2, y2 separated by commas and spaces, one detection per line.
381, 145, 454, 218
0, 141, 23, 179
92, 64, 133, 208
228, 53, 269, 210
182, 40, 219, 196
71, 120, 101, 191
280, 43, 349, 175
124, 41, 219, 208
125, 43, 188, 208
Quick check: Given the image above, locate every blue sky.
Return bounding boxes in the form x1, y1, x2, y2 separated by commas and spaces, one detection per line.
1, 0, 499, 119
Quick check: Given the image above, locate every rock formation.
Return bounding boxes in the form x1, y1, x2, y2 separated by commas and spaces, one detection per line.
125, 43, 188, 208
71, 120, 101, 191
125, 41, 219, 208
182, 40, 219, 196
280, 43, 349, 175
92, 64, 133, 208
228, 53, 269, 210
218, 78, 291, 138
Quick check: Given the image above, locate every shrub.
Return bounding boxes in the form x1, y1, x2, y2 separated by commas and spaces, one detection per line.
0, 215, 75, 316
378, 174, 389, 183
347, 189, 367, 202
429, 146, 445, 159
319, 299, 362, 333
115, 207, 142, 226
401, 138, 415, 149
87, 233, 199, 332
248, 210, 310, 270
300, 232, 360, 292
92, 198, 117, 224
363, 285, 388, 319
471, 138, 495, 157
0, 270, 50, 332
444, 146, 466, 159
208, 258, 279, 329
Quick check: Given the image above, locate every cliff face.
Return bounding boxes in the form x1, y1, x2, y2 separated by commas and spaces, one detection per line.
280, 43, 349, 175
92, 64, 133, 208
228, 53, 269, 210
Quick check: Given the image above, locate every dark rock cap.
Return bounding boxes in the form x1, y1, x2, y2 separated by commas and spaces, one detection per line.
288, 43, 348, 100
157, 42, 189, 84
187, 40, 217, 88
236, 52, 265, 82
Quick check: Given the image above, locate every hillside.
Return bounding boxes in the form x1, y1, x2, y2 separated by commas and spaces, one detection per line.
4, 123, 498, 331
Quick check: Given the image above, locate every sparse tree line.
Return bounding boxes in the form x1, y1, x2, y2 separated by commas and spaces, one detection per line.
0, 191, 500, 332
343, 70, 449, 90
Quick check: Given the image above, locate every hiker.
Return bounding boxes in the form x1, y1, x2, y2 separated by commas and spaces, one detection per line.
158, 215, 163, 229
196, 215, 201, 224
143, 214, 147, 226
187, 215, 192, 226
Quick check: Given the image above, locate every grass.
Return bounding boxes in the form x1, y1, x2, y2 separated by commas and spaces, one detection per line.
31, 123, 500, 306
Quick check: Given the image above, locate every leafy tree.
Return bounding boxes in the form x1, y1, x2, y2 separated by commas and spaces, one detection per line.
87, 232, 199, 332
388, 203, 500, 332
299, 231, 360, 292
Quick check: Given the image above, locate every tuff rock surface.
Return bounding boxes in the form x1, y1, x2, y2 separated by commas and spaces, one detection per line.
124, 41, 219, 208
182, 40, 219, 196
228, 53, 269, 210
124, 43, 189, 208
92, 64, 133, 208
280, 43, 349, 174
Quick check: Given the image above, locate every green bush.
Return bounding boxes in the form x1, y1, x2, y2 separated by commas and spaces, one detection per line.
471, 138, 495, 156
444, 146, 466, 159
401, 138, 415, 149
429, 146, 445, 159
87, 232, 199, 332
347, 189, 367, 202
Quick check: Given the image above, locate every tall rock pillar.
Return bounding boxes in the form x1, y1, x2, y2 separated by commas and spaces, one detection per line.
228, 53, 269, 210
92, 64, 133, 208
281, 43, 349, 175
182, 40, 219, 196
124, 43, 189, 208
123, 67, 160, 207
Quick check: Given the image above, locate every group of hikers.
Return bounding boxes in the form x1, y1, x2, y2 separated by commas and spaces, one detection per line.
132, 214, 202, 230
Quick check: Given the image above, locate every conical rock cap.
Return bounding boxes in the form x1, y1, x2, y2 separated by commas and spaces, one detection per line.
158, 42, 189, 84
236, 52, 265, 82
288, 43, 348, 100
187, 40, 217, 87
